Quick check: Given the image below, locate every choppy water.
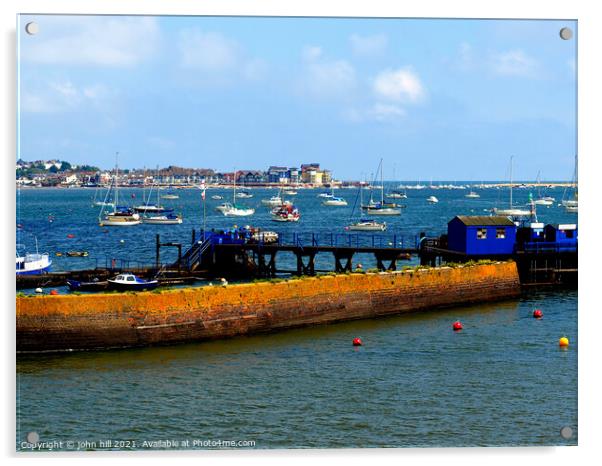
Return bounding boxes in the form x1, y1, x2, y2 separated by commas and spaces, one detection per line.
16, 185, 577, 449
16, 183, 577, 273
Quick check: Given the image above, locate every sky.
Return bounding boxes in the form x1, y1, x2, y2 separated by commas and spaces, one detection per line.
17, 15, 577, 181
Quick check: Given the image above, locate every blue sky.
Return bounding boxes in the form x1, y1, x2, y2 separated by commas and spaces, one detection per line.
18, 15, 576, 180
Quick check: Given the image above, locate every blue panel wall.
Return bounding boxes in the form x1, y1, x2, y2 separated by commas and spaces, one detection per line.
465, 226, 516, 255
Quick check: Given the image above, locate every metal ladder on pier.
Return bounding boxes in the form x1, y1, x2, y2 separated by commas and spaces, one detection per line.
179, 238, 213, 271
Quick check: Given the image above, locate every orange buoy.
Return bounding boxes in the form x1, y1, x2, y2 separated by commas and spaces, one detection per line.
49, 289, 59, 296
559, 337, 569, 347
452, 321, 463, 331
67, 234, 75, 238
533, 309, 543, 318
352, 337, 363, 346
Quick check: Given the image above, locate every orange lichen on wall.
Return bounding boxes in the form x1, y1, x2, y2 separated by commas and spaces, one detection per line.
17, 262, 520, 352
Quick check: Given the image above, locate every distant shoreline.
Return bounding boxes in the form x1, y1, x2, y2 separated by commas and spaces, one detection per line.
15, 182, 575, 189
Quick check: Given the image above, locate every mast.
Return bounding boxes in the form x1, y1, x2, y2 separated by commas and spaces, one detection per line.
509, 155, 513, 209
233, 169, 237, 203
380, 158, 384, 204
114, 152, 119, 213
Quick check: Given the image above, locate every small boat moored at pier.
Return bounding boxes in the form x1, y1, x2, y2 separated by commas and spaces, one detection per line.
67, 278, 109, 292
108, 273, 158, 291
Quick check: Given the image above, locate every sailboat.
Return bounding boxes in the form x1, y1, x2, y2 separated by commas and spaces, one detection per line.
262, 186, 284, 206
222, 171, 255, 216
531, 171, 554, 206
99, 154, 141, 226
493, 156, 531, 217
322, 181, 348, 206
364, 159, 401, 216
134, 169, 173, 213
92, 183, 115, 208
561, 155, 578, 213
161, 186, 179, 200
346, 187, 386, 231
465, 191, 480, 198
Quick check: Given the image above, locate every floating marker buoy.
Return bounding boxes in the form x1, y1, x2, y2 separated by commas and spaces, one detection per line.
452, 321, 463, 331
352, 337, 363, 346
49, 289, 59, 296
533, 309, 543, 318
120, 239, 125, 243
35, 287, 43, 293
559, 337, 569, 347
67, 234, 75, 238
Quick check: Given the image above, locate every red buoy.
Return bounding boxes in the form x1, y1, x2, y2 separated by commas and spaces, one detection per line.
352, 337, 363, 346
49, 289, 59, 296
67, 234, 75, 238
452, 321, 463, 331
533, 309, 543, 319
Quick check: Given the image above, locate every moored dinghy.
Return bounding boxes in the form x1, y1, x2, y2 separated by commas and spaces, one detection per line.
108, 273, 158, 291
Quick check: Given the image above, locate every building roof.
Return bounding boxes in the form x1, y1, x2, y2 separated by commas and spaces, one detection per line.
451, 216, 516, 227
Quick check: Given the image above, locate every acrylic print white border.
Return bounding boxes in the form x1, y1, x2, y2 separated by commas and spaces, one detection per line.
3, 0, 600, 465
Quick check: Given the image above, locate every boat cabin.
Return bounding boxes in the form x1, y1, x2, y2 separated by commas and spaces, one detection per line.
447, 216, 517, 256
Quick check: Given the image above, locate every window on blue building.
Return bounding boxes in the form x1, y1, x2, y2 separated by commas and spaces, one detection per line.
477, 228, 487, 239
496, 228, 506, 239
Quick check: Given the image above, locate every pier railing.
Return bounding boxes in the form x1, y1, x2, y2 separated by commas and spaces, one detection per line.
520, 242, 578, 253
273, 232, 420, 250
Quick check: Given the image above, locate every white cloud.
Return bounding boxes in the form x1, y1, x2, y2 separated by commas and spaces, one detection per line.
349, 33, 388, 57
302, 45, 323, 62
299, 46, 356, 99
21, 81, 112, 114
304, 59, 357, 98
490, 50, 540, 78
179, 30, 240, 71
369, 103, 406, 121
343, 103, 406, 123
178, 29, 268, 84
373, 67, 425, 103
21, 16, 160, 67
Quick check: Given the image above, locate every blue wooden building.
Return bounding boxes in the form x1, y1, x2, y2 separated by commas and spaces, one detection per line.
447, 216, 517, 256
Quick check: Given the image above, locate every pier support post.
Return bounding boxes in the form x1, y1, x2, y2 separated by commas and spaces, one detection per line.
295, 251, 316, 276
334, 251, 354, 273
155, 234, 160, 269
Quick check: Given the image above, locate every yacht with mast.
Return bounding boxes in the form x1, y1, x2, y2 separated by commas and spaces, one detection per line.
364, 159, 402, 216
346, 186, 386, 230
222, 171, 255, 217
561, 154, 578, 213
98, 154, 141, 226
493, 156, 531, 217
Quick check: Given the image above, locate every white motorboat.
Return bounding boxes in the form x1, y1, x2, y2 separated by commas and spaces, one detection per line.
108, 273, 158, 291
465, 191, 480, 198
271, 204, 300, 222
211, 195, 223, 200
142, 213, 183, 224
223, 205, 255, 217
261, 196, 283, 206
427, 196, 439, 203
533, 199, 553, 206
322, 196, 348, 206
345, 220, 386, 231
236, 191, 253, 199
16, 240, 51, 275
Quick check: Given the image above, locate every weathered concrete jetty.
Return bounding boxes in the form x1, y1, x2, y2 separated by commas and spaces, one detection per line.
17, 262, 520, 353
